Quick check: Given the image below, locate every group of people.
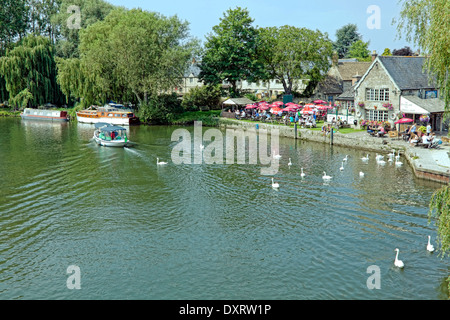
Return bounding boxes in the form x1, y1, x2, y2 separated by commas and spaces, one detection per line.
232, 107, 318, 127
366, 123, 386, 137
403, 122, 437, 148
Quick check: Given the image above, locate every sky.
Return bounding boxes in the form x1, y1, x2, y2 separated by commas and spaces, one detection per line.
105, 0, 414, 55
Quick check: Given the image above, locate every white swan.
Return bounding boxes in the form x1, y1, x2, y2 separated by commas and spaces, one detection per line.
427, 236, 435, 252
200, 144, 205, 150
271, 177, 279, 188
394, 248, 404, 268
361, 154, 369, 161
395, 160, 403, 166
388, 150, 395, 158
343, 155, 348, 162
388, 157, 393, 163
157, 158, 168, 165
300, 168, 306, 177
377, 158, 386, 165
273, 150, 282, 159
339, 162, 344, 171
375, 153, 384, 160
395, 150, 400, 160
359, 171, 364, 177
288, 158, 292, 167
322, 171, 332, 180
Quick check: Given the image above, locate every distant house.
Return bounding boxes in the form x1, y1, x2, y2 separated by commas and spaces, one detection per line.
312, 58, 371, 104
353, 55, 446, 131
177, 61, 203, 95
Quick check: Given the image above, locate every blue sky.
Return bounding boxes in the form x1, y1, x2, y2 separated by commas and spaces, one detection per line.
106, 0, 414, 54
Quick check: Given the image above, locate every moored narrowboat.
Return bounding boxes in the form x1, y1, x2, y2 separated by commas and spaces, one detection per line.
21, 108, 69, 122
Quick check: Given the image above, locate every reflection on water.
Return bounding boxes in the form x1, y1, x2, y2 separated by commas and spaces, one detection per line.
0, 118, 448, 300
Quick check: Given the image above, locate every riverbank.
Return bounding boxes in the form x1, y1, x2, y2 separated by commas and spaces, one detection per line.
218, 118, 450, 184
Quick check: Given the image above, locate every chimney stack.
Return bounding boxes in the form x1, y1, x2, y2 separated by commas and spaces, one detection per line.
371, 50, 378, 62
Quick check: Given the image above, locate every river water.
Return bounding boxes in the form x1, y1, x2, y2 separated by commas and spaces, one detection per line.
0, 117, 448, 300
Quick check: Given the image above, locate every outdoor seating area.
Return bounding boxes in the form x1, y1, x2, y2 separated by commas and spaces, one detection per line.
224, 99, 334, 127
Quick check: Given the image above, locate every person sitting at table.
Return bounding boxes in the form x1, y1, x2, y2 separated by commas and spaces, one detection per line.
408, 123, 417, 142
377, 125, 386, 137
409, 133, 419, 146
367, 125, 374, 135
422, 134, 431, 148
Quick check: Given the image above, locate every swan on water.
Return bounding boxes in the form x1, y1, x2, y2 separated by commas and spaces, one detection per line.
271, 177, 280, 188
361, 154, 369, 161
395, 160, 403, 166
322, 171, 332, 180
375, 153, 384, 160
377, 158, 386, 165
288, 158, 292, 167
343, 155, 348, 162
300, 168, 306, 177
359, 171, 364, 177
394, 248, 404, 268
427, 236, 435, 252
157, 158, 168, 165
340, 162, 344, 171
273, 150, 282, 159
395, 150, 400, 160
200, 144, 205, 150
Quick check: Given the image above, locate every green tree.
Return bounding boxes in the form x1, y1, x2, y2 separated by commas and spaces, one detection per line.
181, 84, 222, 111
381, 48, 392, 56
199, 7, 264, 97
51, 0, 115, 58
57, 8, 197, 107
347, 40, 371, 61
396, 0, 449, 108
258, 26, 333, 96
0, 0, 29, 53
0, 34, 63, 108
333, 23, 361, 59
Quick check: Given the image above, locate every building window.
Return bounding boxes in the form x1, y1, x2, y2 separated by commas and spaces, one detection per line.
189, 77, 193, 83
365, 88, 389, 101
365, 110, 389, 122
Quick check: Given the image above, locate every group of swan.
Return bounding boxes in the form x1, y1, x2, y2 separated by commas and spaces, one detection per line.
394, 236, 435, 269
360, 151, 403, 166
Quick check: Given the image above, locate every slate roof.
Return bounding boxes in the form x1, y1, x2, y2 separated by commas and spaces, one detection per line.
402, 95, 445, 113
184, 63, 201, 77
378, 56, 436, 90
336, 84, 356, 100
337, 61, 371, 81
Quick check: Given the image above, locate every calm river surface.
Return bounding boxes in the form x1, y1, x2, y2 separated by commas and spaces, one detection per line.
0, 117, 448, 300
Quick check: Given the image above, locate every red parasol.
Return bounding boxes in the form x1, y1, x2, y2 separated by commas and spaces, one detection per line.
314, 100, 326, 104
271, 107, 282, 113
245, 104, 257, 109
394, 118, 414, 124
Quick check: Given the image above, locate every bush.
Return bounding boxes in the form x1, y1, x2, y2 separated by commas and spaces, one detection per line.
138, 93, 183, 124
181, 84, 222, 111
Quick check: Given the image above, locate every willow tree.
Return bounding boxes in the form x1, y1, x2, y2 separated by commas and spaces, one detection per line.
0, 35, 63, 108
396, 0, 450, 110
257, 26, 333, 95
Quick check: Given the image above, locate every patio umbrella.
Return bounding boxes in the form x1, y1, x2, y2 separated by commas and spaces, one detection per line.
258, 105, 270, 110
245, 104, 257, 109
314, 100, 326, 104
271, 107, 282, 113
282, 106, 296, 112
273, 101, 284, 106
394, 118, 413, 124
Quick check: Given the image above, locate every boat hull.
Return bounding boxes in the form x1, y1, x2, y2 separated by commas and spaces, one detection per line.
93, 132, 129, 147
21, 109, 69, 122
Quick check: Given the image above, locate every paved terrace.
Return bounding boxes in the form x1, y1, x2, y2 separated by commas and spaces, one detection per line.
219, 118, 450, 184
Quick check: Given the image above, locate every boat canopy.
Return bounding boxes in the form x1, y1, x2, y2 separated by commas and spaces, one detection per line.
95, 122, 126, 132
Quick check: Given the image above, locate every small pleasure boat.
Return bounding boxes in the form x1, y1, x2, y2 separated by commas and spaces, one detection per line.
93, 123, 130, 147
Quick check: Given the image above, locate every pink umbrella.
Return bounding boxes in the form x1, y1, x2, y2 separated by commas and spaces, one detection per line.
285, 102, 296, 106
394, 118, 414, 124
314, 100, 326, 104
258, 105, 270, 110
282, 107, 296, 112
271, 107, 282, 113
273, 101, 284, 106
245, 104, 257, 109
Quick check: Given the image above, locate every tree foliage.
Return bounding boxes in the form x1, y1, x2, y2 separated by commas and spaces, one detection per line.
51, 0, 115, 58
258, 26, 333, 95
0, 35, 63, 107
381, 48, 392, 56
333, 23, 361, 59
392, 46, 415, 56
199, 7, 264, 97
347, 40, 371, 61
181, 84, 222, 111
396, 0, 449, 109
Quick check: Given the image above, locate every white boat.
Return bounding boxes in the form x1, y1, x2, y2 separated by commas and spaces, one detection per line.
77, 103, 139, 126
21, 108, 69, 122
93, 123, 130, 147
